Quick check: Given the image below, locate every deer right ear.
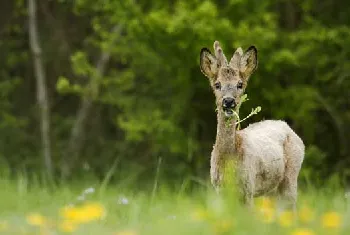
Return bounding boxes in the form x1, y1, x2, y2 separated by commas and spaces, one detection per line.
200, 48, 219, 80
239, 46, 258, 81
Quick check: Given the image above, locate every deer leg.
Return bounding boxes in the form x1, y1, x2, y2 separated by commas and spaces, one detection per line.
210, 165, 222, 192
241, 192, 254, 208
277, 176, 297, 213
239, 173, 255, 208
278, 134, 304, 213
277, 153, 299, 213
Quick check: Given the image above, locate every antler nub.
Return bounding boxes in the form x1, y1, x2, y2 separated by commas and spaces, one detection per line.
229, 47, 243, 69
213, 41, 228, 66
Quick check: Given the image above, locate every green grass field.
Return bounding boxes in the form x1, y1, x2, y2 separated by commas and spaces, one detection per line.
0, 176, 348, 235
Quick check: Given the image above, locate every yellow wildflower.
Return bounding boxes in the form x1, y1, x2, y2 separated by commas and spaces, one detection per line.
278, 210, 295, 227
26, 213, 47, 227
0, 221, 8, 231
60, 202, 105, 224
80, 202, 106, 221
256, 197, 274, 211
298, 206, 315, 223
260, 207, 275, 223
114, 229, 137, 235
191, 208, 210, 222
290, 228, 315, 235
321, 211, 342, 229
256, 197, 275, 223
58, 220, 78, 233
60, 206, 80, 221
213, 219, 233, 234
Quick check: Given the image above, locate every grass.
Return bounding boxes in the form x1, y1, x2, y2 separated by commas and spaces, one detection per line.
0, 176, 349, 235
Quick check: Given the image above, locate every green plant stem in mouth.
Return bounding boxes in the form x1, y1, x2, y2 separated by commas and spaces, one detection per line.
234, 106, 261, 129
225, 110, 235, 127
223, 94, 262, 130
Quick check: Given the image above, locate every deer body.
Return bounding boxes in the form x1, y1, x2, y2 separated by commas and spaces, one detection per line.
200, 41, 305, 208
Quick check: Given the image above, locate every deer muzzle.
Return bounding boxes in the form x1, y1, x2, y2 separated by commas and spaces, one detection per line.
222, 97, 236, 116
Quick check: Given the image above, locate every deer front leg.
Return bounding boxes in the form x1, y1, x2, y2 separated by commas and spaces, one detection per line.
238, 171, 255, 208
210, 163, 222, 193
210, 151, 224, 193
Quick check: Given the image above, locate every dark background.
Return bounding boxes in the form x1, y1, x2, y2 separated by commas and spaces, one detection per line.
1, 0, 349, 187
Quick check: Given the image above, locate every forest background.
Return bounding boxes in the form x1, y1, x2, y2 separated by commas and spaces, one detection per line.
1, 0, 350, 188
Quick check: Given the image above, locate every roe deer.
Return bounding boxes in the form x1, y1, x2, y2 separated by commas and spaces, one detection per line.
199, 41, 305, 209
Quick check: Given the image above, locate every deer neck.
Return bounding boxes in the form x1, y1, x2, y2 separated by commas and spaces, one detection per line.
215, 112, 237, 155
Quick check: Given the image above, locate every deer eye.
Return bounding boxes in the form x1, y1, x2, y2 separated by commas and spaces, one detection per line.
237, 81, 243, 89
214, 82, 221, 90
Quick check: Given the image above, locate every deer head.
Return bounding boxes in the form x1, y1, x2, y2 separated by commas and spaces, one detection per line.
200, 41, 258, 117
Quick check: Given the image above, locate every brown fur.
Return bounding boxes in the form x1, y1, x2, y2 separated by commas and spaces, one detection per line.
200, 41, 305, 209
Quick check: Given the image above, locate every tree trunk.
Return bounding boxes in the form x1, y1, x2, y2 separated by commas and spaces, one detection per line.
28, 0, 53, 179
61, 25, 122, 179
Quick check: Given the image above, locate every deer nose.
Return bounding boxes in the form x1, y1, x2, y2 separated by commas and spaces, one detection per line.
223, 97, 236, 108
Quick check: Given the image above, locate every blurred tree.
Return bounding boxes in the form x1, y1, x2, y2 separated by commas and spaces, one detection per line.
28, 0, 53, 179
0, 0, 349, 185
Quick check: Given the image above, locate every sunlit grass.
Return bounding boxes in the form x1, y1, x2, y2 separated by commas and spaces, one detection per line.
0, 177, 348, 234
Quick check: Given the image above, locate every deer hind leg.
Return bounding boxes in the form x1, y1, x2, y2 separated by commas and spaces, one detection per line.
242, 192, 254, 209
277, 134, 304, 213
277, 171, 298, 213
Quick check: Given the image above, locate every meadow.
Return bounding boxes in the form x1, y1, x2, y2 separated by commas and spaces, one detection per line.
0, 175, 348, 235
1, 1, 350, 234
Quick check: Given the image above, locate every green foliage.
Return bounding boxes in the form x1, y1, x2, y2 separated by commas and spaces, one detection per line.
0, 0, 349, 184
232, 94, 262, 130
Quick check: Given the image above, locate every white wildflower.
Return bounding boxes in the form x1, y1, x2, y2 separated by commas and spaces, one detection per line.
117, 196, 129, 205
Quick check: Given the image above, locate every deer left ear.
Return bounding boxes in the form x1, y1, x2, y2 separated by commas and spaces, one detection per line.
200, 48, 219, 81
240, 46, 258, 81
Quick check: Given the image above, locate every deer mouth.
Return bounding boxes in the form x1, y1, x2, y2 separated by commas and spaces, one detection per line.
223, 107, 234, 117
222, 98, 236, 117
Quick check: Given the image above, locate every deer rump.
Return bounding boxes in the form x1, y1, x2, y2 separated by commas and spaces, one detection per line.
236, 120, 304, 197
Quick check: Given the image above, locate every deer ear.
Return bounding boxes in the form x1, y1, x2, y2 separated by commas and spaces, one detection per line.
200, 48, 219, 80
229, 47, 243, 69
240, 46, 258, 81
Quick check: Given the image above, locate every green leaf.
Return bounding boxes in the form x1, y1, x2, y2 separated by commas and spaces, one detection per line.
56, 76, 70, 93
